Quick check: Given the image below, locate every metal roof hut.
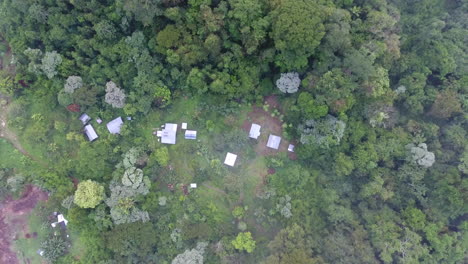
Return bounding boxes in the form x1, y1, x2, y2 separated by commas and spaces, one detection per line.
84, 124, 98, 141
78, 113, 91, 125
249, 123, 261, 139
185, 130, 197, 139
267, 134, 281, 149
224, 152, 237, 167
107, 117, 123, 134
161, 123, 178, 144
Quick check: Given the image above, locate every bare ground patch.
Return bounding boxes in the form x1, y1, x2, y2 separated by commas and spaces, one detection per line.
0, 185, 48, 264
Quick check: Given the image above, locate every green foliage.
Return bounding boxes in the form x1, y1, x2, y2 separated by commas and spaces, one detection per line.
153, 146, 169, 167
232, 232, 256, 253
270, 0, 329, 70
74, 180, 105, 209
41, 236, 67, 262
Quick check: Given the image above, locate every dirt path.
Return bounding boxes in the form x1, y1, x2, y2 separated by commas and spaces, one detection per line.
202, 183, 227, 196
0, 185, 49, 264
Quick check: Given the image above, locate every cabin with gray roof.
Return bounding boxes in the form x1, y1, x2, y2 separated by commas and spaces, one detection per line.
84, 124, 98, 141
249, 123, 261, 139
107, 117, 123, 134
267, 134, 281, 150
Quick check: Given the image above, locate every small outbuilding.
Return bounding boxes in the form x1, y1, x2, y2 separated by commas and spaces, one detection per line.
185, 130, 197, 139
249, 123, 261, 139
51, 213, 69, 228
182, 123, 188, 129
107, 117, 123, 134
190, 183, 197, 188
288, 144, 295, 152
84, 124, 98, 141
267, 135, 281, 150
224, 152, 237, 167
161, 123, 178, 144
78, 113, 91, 125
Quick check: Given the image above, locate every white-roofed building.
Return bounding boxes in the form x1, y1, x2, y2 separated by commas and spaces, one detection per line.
182, 123, 187, 129
107, 117, 123, 134
51, 213, 69, 228
224, 152, 237, 167
190, 183, 197, 188
84, 124, 98, 141
288, 144, 295, 152
78, 113, 91, 125
185, 130, 197, 139
249, 123, 261, 139
267, 135, 281, 150
161, 123, 178, 144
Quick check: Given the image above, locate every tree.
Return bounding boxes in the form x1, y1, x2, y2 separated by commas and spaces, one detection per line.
64, 76, 83, 93
121, 0, 163, 26
429, 90, 462, 118
232, 232, 256, 253
105, 81, 126, 108
41, 236, 67, 262
106, 222, 157, 258
153, 146, 169, 167
41, 51, 62, 79
299, 115, 346, 149
297, 92, 328, 119
270, 0, 330, 70
172, 242, 208, 264
263, 224, 319, 264
74, 180, 105, 208
276, 72, 300, 94
408, 143, 435, 168
122, 167, 144, 189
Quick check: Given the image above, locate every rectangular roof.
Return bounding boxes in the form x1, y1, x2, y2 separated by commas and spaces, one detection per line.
161, 123, 178, 144
224, 152, 237, 166
185, 130, 197, 139
249, 123, 261, 139
79, 113, 91, 125
84, 124, 98, 141
288, 144, 295, 152
267, 134, 281, 149
107, 117, 123, 134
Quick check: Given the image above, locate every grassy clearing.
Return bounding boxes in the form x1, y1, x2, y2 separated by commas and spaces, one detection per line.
0, 138, 26, 169
14, 204, 51, 264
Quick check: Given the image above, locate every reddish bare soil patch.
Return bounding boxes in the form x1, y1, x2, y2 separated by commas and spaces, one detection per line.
0, 185, 48, 264
241, 95, 295, 157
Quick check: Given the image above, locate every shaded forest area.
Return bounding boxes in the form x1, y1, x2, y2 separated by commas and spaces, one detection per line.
0, 0, 466, 263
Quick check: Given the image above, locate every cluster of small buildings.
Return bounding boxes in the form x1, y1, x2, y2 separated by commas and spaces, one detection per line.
223, 123, 294, 167
79, 113, 127, 141
154, 122, 197, 144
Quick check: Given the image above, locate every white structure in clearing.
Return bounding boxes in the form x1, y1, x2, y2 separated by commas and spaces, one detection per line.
185, 130, 197, 139
190, 183, 197, 188
182, 122, 188, 129
267, 134, 281, 149
160, 123, 178, 144
84, 124, 98, 141
107, 117, 123, 134
249, 123, 261, 139
51, 214, 69, 227
288, 144, 295, 152
78, 113, 91, 124
224, 152, 237, 167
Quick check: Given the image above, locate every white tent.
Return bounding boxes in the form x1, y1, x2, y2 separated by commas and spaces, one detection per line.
224, 152, 237, 167
84, 124, 98, 141
249, 123, 261, 139
161, 123, 178, 144
185, 130, 197, 139
107, 117, 123, 134
267, 135, 281, 150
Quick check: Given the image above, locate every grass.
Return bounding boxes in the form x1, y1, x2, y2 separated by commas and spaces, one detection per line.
0, 138, 26, 169
14, 204, 51, 264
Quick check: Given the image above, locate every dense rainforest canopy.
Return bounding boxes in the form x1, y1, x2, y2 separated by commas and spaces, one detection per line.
0, 0, 466, 263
